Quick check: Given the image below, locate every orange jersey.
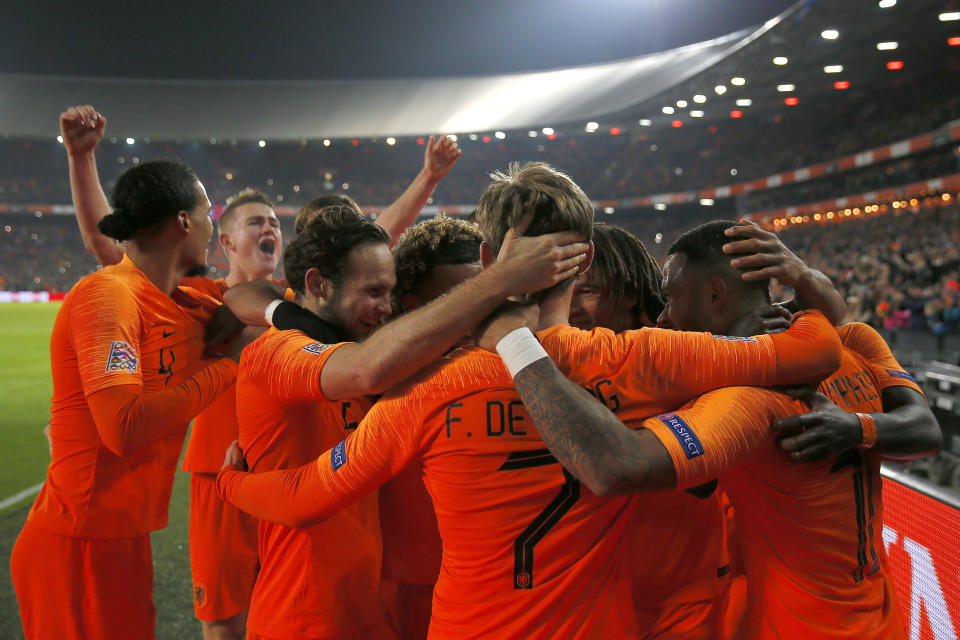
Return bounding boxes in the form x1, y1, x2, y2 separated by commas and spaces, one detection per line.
236, 327, 383, 639
29, 255, 234, 539
642, 327, 912, 639
180, 276, 233, 474
218, 311, 841, 639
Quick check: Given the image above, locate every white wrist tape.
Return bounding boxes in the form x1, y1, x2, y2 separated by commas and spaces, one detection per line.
496, 327, 549, 378
264, 299, 284, 327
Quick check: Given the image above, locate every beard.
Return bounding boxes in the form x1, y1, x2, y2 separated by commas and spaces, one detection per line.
185, 263, 210, 278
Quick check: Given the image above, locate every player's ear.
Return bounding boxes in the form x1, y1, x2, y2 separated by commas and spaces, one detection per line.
219, 231, 234, 253
304, 267, 328, 300
708, 277, 728, 311
175, 210, 191, 237
579, 241, 595, 275
479, 241, 496, 269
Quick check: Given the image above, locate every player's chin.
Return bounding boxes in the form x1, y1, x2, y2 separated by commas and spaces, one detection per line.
570, 318, 594, 331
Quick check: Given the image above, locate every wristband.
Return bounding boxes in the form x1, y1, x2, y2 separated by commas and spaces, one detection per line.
496, 327, 549, 378
856, 413, 877, 449
264, 299, 284, 326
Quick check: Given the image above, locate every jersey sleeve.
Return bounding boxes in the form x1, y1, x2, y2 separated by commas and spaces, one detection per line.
838, 323, 924, 395
71, 275, 144, 396
242, 330, 349, 403
217, 392, 424, 527
641, 387, 796, 489
539, 310, 841, 407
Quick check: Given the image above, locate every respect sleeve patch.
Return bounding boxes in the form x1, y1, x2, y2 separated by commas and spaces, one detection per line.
711, 335, 758, 342
656, 412, 705, 459
331, 440, 347, 471
105, 340, 138, 373
886, 368, 919, 384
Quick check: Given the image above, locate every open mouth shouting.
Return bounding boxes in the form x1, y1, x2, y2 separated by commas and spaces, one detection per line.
258, 237, 277, 257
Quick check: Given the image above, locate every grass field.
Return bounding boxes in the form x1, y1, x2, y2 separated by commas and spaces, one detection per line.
0, 303, 200, 638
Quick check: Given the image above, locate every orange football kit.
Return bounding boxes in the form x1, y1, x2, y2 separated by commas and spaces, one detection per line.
179, 275, 260, 622
236, 327, 394, 640
640, 322, 917, 639
217, 311, 839, 639
11, 255, 236, 640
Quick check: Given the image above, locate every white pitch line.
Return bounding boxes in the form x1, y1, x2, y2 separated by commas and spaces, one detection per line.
0, 482, 43, 512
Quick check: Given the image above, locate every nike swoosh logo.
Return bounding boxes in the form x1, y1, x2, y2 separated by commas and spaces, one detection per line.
163, 330, 176, 338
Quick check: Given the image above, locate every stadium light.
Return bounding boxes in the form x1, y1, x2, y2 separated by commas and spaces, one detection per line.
878, 0, 895, 6
777, 84, 795, 92
258, 140, 266, 148
730, 168, 738, 175
700, 198, 715, 206
676, 100, 688, 108
585, 122, 598, 133
690, 110, 704, 118
730, 110, 743, 118
834, 80, 850, 90
126, 137, 135, 145
610, 127, 621, 135
468, 133, 478, 140
693, 94, 707, 103
731, 77, 746, 86
671, 120, 683, 128
821, 29, 839, 40
735, 98, 752, 106
654, 203, 667, 211
662, 106, 675, 114
638, 119, 652, 126
784, 97, 799, 105
56, 135, 63, 143
887, 60, 904, 69
446, 134, 458, 141
603, 207, 615, 214
541, 127, 554, 135
876, 41, 898, 50
714, 85, 727, 95
950, 37, 960, 46
386, 137, 396, 145
824, 65, 843, 73
528, 130, 538, 137
773, 56, 788, 65
323, 139, 331, 146
940, 12, 960, 21
493, 131, 505, 140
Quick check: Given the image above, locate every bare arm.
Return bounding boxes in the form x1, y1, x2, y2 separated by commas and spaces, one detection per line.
376, 135, 461, 246
773, 386, 942, 462
723, 219, 846, 325
60, 105, 123, 266
320, 231, 587, 400
509, 356, 677, 497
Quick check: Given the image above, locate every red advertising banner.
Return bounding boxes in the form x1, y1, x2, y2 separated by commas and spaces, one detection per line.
883, 471, 960, 639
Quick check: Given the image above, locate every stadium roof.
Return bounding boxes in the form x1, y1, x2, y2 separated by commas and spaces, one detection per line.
0, 0, 949, 140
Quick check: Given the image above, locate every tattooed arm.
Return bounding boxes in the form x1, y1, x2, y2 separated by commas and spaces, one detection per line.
512, 357, 677, 496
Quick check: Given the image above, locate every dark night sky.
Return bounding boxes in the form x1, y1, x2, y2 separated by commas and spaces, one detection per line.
3, 0, 797, 80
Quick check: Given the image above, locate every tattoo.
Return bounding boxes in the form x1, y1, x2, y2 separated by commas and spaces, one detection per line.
511, 358, 676, 495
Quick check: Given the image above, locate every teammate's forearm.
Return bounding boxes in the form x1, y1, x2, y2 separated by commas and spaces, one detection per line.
218, 462, 334, 528
872, 387, 942, 460
68, 151, 123, 266
376, 168, 440, 247
511, 357, 676, 497
789, 268, 847, 326
322, 264, 514, 399
222, 280, 286, 326
89, 358, 237, 457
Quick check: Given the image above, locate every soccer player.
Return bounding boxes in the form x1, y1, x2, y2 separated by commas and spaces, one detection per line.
11, 160, 242, 640
384, 216, 483, 640
481, 220, 941, 639
215, 163, 842, 639
58, 105, 461, 639
571, 222, 732, 639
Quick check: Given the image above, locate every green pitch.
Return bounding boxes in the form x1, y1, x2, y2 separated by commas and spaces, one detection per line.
0, 303, 200, 638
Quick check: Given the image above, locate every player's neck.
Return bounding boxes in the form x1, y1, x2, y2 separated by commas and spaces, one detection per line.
224, 261, 273, 288
125, 244, 188, 297
538, 286, 574, 330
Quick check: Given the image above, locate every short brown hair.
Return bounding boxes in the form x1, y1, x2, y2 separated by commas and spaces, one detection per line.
218, 188, 273, 234
475, 162, 593, 253
475, 162, 594, 296
294, 194, 362, 236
